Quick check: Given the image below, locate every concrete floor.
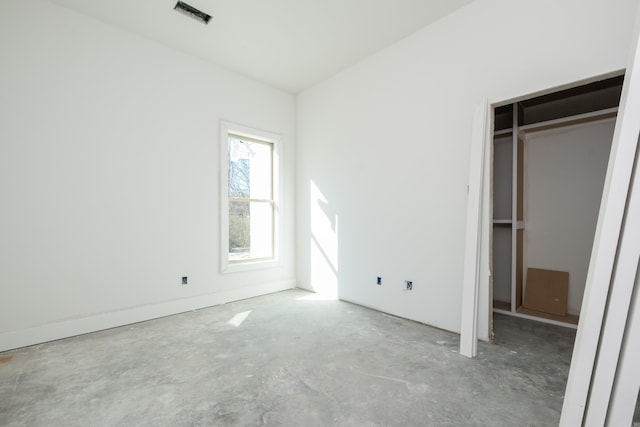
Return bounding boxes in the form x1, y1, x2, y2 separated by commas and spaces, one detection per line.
0, 289, 631, 426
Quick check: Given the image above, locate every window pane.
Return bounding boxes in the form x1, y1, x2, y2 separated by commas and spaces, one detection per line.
228, 137, 272, 200
248, 201, 273, 259
249, 142, 272, 200
228, 200, 273, 262
228, 137, 250, 198
229, 200, 250, 261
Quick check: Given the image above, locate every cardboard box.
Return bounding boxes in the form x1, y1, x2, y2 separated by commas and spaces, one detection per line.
524, 268, 569, 316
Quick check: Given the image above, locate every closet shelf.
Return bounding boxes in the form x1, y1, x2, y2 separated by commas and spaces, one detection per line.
519, 107, 618, 134
492, 219, 525, 229
494, 128, 513, 137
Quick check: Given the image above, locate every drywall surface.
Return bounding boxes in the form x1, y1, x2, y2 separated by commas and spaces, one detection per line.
492, 136, 513, 304
493, 136, 513, 220
296, 0, 636, 338
492, 226, 512, 304
0, 0, 295, 351
524, 120, 615, 315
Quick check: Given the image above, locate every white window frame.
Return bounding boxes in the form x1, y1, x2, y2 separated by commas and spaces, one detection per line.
220, 121, 282, 273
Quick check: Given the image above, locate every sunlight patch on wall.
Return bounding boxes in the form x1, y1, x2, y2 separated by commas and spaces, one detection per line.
310, 180, 338, 298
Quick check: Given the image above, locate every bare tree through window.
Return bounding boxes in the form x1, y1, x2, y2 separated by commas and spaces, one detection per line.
228, 139, 251, 257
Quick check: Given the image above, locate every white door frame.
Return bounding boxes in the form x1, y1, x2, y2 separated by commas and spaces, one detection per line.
460, 100, 490, 358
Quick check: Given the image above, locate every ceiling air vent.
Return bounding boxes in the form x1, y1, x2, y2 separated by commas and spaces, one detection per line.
174, 1, 212, 25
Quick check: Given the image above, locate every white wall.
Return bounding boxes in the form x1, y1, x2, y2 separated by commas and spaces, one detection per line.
0, 0, 296, 351
524, 120, 615, 315
296, 0, 637, 338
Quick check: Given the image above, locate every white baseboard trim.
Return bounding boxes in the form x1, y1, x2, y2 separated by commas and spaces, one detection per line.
337, 295, 474, 338
0, 280, 296, 353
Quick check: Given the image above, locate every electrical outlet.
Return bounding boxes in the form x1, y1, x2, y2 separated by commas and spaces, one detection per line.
405, 280, 413, 290
182, 276, 188, 285
377, 277, 382, 285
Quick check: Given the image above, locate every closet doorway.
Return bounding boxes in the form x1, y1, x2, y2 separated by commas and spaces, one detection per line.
490, 75, 624, 334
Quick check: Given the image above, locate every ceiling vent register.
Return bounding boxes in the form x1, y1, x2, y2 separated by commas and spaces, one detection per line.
174, 1, 212, 25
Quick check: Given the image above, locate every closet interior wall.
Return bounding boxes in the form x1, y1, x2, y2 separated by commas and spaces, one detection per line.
491, 75, 623, 328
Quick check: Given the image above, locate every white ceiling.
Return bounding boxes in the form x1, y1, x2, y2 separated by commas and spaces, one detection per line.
50, 0, 475, 93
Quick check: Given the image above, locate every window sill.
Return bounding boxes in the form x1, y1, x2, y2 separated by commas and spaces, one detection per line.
222, 258, 282, 274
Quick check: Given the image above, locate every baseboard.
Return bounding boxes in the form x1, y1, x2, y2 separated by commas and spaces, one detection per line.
0, 280, 296, 353
338, 295, 465, 337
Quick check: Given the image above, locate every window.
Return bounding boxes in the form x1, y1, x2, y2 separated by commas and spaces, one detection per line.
220, 121, 281, 272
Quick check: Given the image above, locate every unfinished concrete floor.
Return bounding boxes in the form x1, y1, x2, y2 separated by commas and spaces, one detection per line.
0, 289, 582, 426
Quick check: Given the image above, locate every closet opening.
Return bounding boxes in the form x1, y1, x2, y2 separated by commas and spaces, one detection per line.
490, 74, 624, 335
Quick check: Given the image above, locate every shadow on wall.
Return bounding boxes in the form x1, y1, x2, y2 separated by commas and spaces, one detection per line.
309, 180, 339, 299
